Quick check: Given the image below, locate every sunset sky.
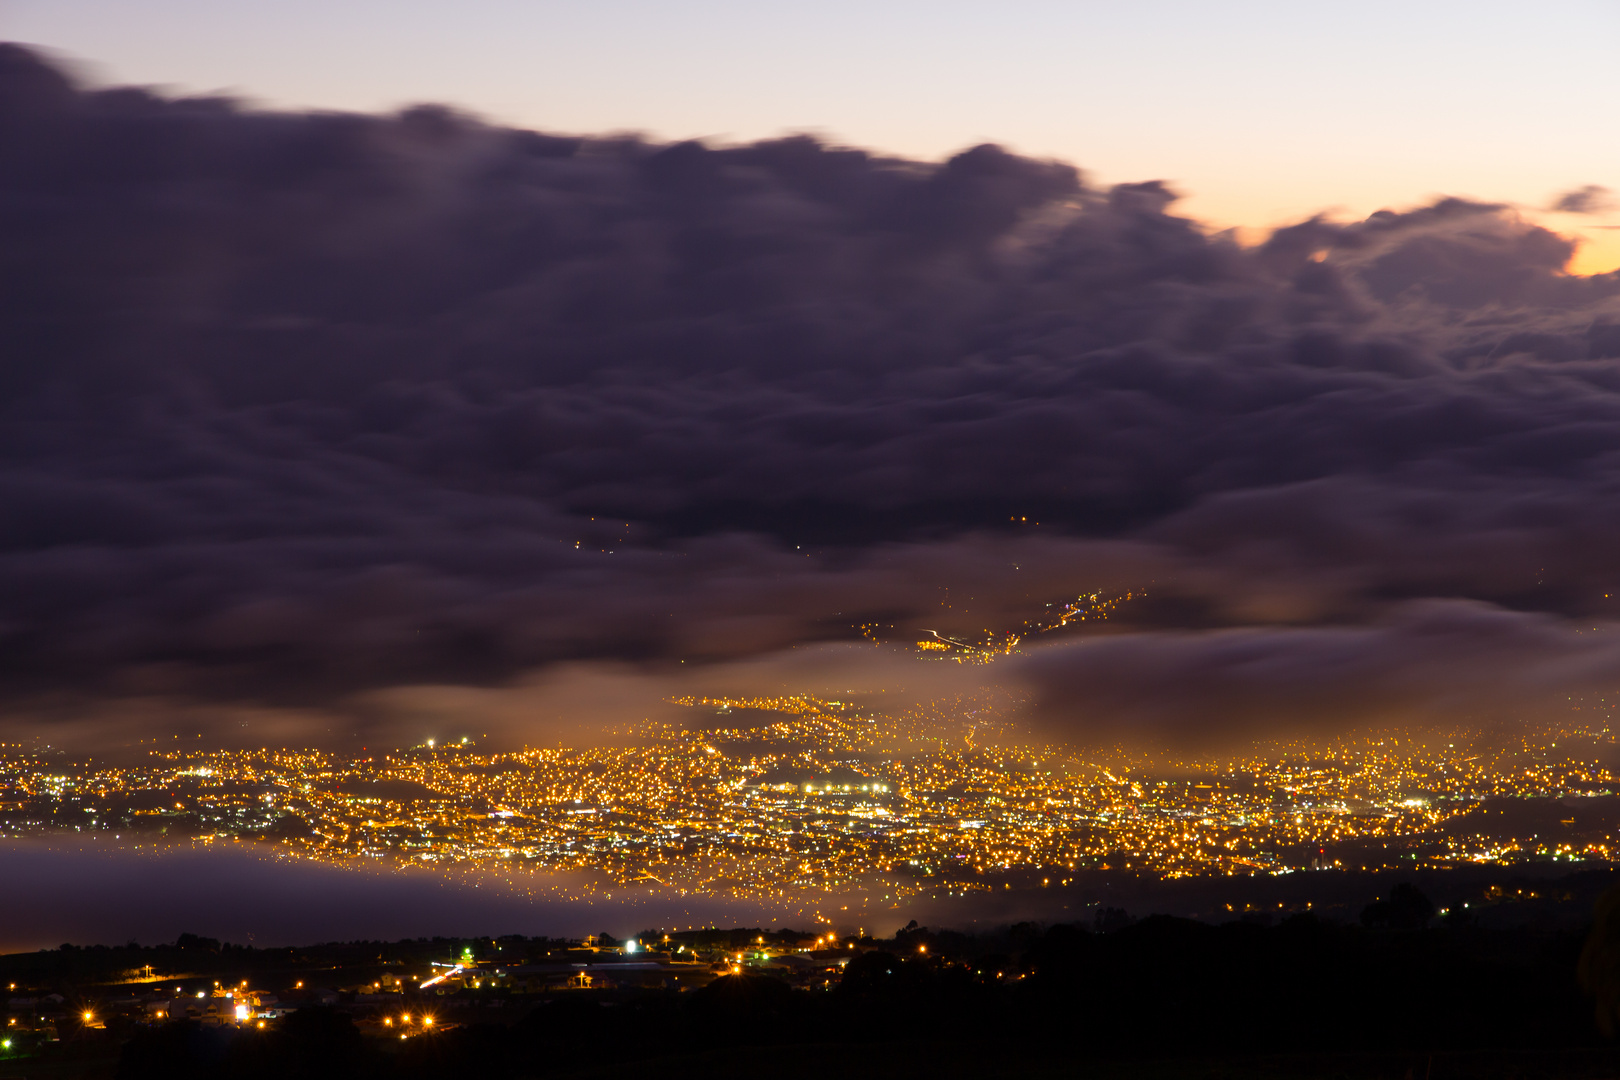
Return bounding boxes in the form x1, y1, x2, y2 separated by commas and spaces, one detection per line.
4, 1, 1620, 945
7, 0, 1618, 271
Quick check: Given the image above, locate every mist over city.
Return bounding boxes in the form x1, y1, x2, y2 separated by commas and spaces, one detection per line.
4, 3, 1620, 1075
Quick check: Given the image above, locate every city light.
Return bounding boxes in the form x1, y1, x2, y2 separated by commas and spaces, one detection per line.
0, 700, 1616, 896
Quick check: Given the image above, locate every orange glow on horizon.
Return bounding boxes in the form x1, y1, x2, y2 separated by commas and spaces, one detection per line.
1197, 198, 1620, 279
1566, 229, 1620, 277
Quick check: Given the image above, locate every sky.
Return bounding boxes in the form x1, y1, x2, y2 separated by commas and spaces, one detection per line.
4, 5, 1620, 944
2, 34, 1619, 749
4, 0, 1618, 272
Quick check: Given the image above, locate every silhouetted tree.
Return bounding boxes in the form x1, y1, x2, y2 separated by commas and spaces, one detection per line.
1094, 907, 1132, 933
259, 1006, 366, 1080
117, 1021, 229, 1080
174, 933, 221, 952
836, 950, 902, 1000
1581, 884, 1620, 1036
1361, 883, 1435, 930
1023, 923, 1094, 981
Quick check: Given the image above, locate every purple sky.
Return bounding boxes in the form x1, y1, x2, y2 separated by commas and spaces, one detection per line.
2, 20, 1620, 942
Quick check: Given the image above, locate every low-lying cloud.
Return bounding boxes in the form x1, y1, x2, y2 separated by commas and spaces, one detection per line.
1022, 601, 1620, 747
0, 838, 832, 951
3, 42, 1619, 747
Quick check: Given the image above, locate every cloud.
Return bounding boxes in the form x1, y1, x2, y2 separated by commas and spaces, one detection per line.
0, 834, 1126, 949
1019, 601, 1620, 748
0, 837, 823, 951
1550, 185, 1617, 215
2, 42, 1620, 746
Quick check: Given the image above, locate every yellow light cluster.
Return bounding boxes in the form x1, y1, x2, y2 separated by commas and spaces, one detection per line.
1, 704, 1616, 897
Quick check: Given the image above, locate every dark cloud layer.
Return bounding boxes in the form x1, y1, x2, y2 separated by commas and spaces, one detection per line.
0, 838, 813, 951
1552, 185, 1616, 215
0, 836, 1149, 950
1022, 600, 1620, 745
3, 44, 1620, 741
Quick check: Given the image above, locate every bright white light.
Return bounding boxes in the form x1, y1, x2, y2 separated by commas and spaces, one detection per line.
234, 1005, 250, 1021
625, 940, 637, 953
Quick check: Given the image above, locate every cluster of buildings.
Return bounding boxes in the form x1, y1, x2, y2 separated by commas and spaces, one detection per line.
2, 705, 1617, 900
405, 931, 861, 994
5, 982, 287, 1044
0, 930, 872, 1052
